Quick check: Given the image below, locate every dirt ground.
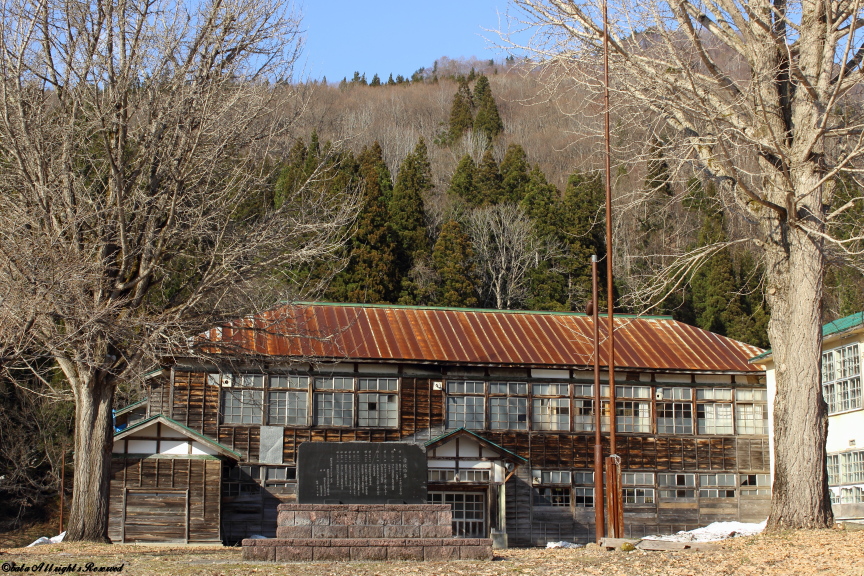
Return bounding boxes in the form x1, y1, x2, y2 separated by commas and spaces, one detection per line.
2, 528, 863, 576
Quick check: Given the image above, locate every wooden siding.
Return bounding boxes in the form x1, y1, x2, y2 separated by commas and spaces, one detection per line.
108, 457, 222, 543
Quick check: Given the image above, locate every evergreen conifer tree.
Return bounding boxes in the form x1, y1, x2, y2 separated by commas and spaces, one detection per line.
447, 154, 478, 206
448, 78, 474, 143
555, 171, 606, 305
499, 144, 531, 203
370, 73, 381, 87
432, 221, 479, 307
390, 138, 432, 263
472, 75, 504, 143
475, 149, 503, 205
327, 143, 399, 303
387, 73, 395, 86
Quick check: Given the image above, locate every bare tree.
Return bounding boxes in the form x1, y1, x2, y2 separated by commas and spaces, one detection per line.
506, 0, 864, 528
468, 203, 553, 309
0, 0, 358, 541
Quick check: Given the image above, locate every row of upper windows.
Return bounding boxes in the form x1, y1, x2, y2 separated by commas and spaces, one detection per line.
213, 373, 767, 434
822, 343, 862, 415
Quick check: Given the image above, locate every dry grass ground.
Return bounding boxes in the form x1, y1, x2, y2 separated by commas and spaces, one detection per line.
1, 528, 863, 576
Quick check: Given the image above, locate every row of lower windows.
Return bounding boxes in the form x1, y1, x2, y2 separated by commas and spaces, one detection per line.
831, 486, 864, 505
533, 472, 770, 507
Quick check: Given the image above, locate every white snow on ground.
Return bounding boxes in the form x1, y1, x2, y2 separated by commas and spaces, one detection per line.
546, 541, 583, 549
642, 520, 766, 542
26, 531, 65, 547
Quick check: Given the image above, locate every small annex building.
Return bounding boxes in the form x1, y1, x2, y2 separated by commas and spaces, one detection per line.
111, 302, 769, 545
756, 312, 864, 522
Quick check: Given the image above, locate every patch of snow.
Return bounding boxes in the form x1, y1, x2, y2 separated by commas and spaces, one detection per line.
247, 534, 268, 540
26, 531, 65, 547
643, 520, 766, 542
546, 541, 583, 549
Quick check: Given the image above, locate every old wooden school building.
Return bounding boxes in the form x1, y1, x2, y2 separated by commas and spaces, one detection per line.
110, 302, 769, 545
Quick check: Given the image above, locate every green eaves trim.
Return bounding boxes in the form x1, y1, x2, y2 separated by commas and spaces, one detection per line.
114, 414, 241, 460
425, 427, 528, 463
115, 398, 147, 416
283, 301, 673, 320
750, 311, 864, 363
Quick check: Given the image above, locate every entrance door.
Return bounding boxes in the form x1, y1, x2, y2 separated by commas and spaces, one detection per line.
428, 491, 486, 537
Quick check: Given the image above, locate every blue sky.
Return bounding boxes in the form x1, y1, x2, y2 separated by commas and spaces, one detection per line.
299, 1, 512, 82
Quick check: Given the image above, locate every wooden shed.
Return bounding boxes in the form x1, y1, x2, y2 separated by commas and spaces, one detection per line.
108, 415, 240, 543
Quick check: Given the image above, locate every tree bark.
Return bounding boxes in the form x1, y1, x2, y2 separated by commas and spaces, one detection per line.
764, 224, 833, 529
63, 366, 115, 542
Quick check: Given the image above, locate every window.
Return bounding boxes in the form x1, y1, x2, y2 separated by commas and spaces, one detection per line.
696, 388, 733, 401
657, 402, 693, 434
623, 472, 654, 486
537, 470, 572, 484
264, 467, 297, 492
658, 473, 695, 498
222, 465, 260, 496
573, 472, 594, 485
268, 391, 308, 426
823, 344, 862, 414
840, 486, 864, 504
270, 375, 310, 388
573, 386, 601, 431
222, 389, 263, 424
460, 469, 491, 482
446, 381, 485, 429
315, 376, 355, 390
697, 403, 733, 435
358, 378, 399, 427
429, 469, 456, 482
488, 381, 528, 431
831, 450, 864, 485
314, 392, 353, 426
735, 389, 768, 435
700, 473, 736, 486
573, 487, 594, 507
236, 374, 266, 387
660, 387, 692, 401
827, 454, 840, 486
358, 393, 397, 426
534, 487, 571, 507
533, 398, 570, 430
623, 488, 655, 504
740, 473, 770, 496
615, 400, 651, 433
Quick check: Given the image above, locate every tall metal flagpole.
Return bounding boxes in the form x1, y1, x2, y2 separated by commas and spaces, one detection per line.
591, 255, 605, 542
603, 0, 624, 538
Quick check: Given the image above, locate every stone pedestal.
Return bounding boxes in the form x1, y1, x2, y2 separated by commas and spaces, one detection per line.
242, 503, 493, 562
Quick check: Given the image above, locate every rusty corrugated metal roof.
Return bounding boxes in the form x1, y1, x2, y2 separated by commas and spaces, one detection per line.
198, 302, 764, 373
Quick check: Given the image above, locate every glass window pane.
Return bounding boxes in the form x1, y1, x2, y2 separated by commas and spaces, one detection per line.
268, 390, 307, 426
221, 389, 263, 424
314, 392, 354, 426
446, 396, 485, 429
489, 397, 527, 430
532, 397, 569, 430
358, 393, 398, 427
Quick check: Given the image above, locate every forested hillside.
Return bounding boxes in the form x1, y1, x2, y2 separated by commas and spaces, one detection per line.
269, 57, 864, 349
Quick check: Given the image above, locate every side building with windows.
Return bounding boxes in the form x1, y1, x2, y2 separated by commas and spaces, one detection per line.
757, 312, 864, 522
113, 302, 770, 545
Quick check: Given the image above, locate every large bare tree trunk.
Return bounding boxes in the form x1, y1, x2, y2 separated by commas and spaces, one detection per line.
764, 223, 833, 529
63, 365, 115, 542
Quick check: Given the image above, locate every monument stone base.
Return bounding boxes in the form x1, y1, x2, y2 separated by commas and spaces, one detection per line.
241, 503, 493, 562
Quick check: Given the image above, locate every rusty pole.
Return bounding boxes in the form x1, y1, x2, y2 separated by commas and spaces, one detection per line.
603, 0, 624, 538
591, 255, 605, 542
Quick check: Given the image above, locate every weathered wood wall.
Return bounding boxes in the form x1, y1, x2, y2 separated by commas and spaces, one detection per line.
108, 457, 222, 543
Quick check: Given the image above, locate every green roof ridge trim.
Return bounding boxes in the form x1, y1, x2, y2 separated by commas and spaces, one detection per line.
425, 427, 528, 462
115, 414, 241, 459
280, 300, 673, 320
114, 398, 147, 416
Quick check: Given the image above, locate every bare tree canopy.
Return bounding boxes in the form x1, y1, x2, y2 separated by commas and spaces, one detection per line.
0, 0, 357, 541
507, 0, 864, 528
